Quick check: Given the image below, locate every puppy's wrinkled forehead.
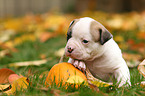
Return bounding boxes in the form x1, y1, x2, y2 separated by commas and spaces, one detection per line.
67, 17, 94, 41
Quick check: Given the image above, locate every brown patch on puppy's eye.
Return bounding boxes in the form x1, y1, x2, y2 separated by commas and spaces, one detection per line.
67, 31, 72, 41
67, 19, 80, 41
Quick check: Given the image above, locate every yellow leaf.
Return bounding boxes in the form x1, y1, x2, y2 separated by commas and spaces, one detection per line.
106, 15, 123, 29
5, 34, 36, 48
11, 77, 29, 93
114, 36, 124, 42
4, 19, 23, 31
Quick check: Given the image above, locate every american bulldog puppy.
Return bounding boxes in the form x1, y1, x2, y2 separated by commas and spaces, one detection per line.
65, 17, 131, 87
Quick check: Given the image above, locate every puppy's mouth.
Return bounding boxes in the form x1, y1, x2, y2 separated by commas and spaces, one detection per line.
65, 54, 83, 61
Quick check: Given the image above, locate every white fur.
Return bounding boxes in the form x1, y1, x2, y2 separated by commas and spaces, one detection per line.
65, 17, 131, 87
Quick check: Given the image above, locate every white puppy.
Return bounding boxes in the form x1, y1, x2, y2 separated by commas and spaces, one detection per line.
65, 17, 131, 87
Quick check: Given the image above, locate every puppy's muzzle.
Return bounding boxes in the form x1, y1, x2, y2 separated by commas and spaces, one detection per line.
67, 46, 74, 53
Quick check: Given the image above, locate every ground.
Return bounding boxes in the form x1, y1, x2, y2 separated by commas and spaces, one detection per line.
0, 11, 145, 95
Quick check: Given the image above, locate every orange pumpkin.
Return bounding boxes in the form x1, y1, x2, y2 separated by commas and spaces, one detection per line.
45, 62, 87, 88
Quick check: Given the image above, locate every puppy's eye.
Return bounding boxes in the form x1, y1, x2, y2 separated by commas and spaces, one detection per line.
82, 40, 89, 44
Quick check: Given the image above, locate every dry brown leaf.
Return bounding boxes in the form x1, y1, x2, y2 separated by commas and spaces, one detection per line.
138, 59, 145, 77
0, 68, 15, 84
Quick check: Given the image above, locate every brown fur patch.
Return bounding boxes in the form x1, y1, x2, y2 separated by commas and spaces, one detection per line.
67, 19, 80, 41
90, 21, 112, 44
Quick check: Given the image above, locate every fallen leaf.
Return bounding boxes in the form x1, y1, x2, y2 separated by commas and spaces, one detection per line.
8, 59, 47, 68
54, 48, 65, 57
123, 53, 142, 62
127, 39, 135, 45
86, 68, 112, 88
39, 32, 54, 42
40, 54, 47, 59
106, 15, 123, 29
4, 34, 36, 48
138, 59, 145, 77
114, 35, 124, 42
137, 31, 145, 40
0, 84, 12, 95
35, 87, 49, 91
11, 77, 29, 93
0, 29, 15, 42
8, 74, 23, 84
0, 42, 18, 52
0, 68, 15, 84
4, 18, 24, 31
126, 61, 139, 68
0, 50, 9, 58
50, 89, 62, 96
140, 81, 145, 88
0, 84, 11, 91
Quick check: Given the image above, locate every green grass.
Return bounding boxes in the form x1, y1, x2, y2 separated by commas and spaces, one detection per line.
0, 35, 145, 96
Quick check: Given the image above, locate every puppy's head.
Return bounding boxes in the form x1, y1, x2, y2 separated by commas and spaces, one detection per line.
65, 17, 112, 61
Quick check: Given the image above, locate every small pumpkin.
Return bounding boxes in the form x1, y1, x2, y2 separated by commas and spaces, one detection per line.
45, 62, 87, 88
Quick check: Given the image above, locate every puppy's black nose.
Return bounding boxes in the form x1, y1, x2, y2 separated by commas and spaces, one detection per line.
67, 47, 74, 53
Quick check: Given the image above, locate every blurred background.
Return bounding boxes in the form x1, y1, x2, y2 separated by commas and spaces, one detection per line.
0, 0, 145, 17
0, 1, 145, 95
0, 0, 145, 69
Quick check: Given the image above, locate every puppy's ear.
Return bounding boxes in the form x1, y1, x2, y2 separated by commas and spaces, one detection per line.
99, 28, 113, 45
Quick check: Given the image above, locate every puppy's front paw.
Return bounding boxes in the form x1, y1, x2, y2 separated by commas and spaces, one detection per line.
68, 58, 86, 72
73, 60, 86, 72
